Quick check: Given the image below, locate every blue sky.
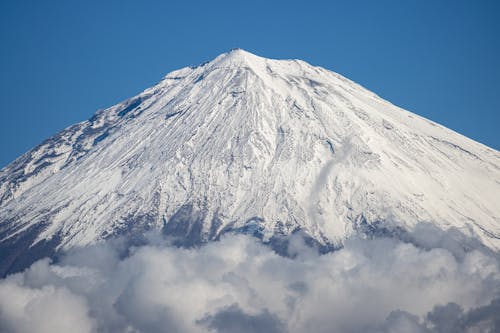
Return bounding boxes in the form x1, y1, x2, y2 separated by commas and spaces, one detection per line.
0, 0, 498, 168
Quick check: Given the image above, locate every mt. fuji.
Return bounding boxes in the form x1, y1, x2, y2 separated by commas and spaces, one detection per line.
1, 49, 499, 276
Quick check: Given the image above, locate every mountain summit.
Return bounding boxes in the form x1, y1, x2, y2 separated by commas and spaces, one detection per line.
1, 49, 499, 275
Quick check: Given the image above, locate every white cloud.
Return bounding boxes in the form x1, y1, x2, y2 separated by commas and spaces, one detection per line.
0, 232, 498, 333
0, 273, 95, 333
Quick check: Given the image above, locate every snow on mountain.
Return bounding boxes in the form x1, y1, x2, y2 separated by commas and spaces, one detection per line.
1, 49, 499, 275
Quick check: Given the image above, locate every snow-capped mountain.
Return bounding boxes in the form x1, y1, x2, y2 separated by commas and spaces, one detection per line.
1, 49, 499, 275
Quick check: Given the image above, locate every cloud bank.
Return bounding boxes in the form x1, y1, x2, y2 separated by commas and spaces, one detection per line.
0, 232, 499, 333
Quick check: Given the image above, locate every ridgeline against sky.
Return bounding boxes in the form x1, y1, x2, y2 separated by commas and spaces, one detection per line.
0, 0, 499, 168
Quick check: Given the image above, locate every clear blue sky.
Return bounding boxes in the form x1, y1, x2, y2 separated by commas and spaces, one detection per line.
0, 0, 499, 168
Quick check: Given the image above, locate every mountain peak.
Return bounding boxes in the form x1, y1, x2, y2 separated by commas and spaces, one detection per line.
228, 47, 253, 56
209, 48, 265, 69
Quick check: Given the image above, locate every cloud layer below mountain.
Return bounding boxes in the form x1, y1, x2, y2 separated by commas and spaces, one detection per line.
0, 231, 499, 333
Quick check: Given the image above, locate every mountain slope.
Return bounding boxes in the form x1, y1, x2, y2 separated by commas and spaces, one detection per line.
1, 49, 499, 275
